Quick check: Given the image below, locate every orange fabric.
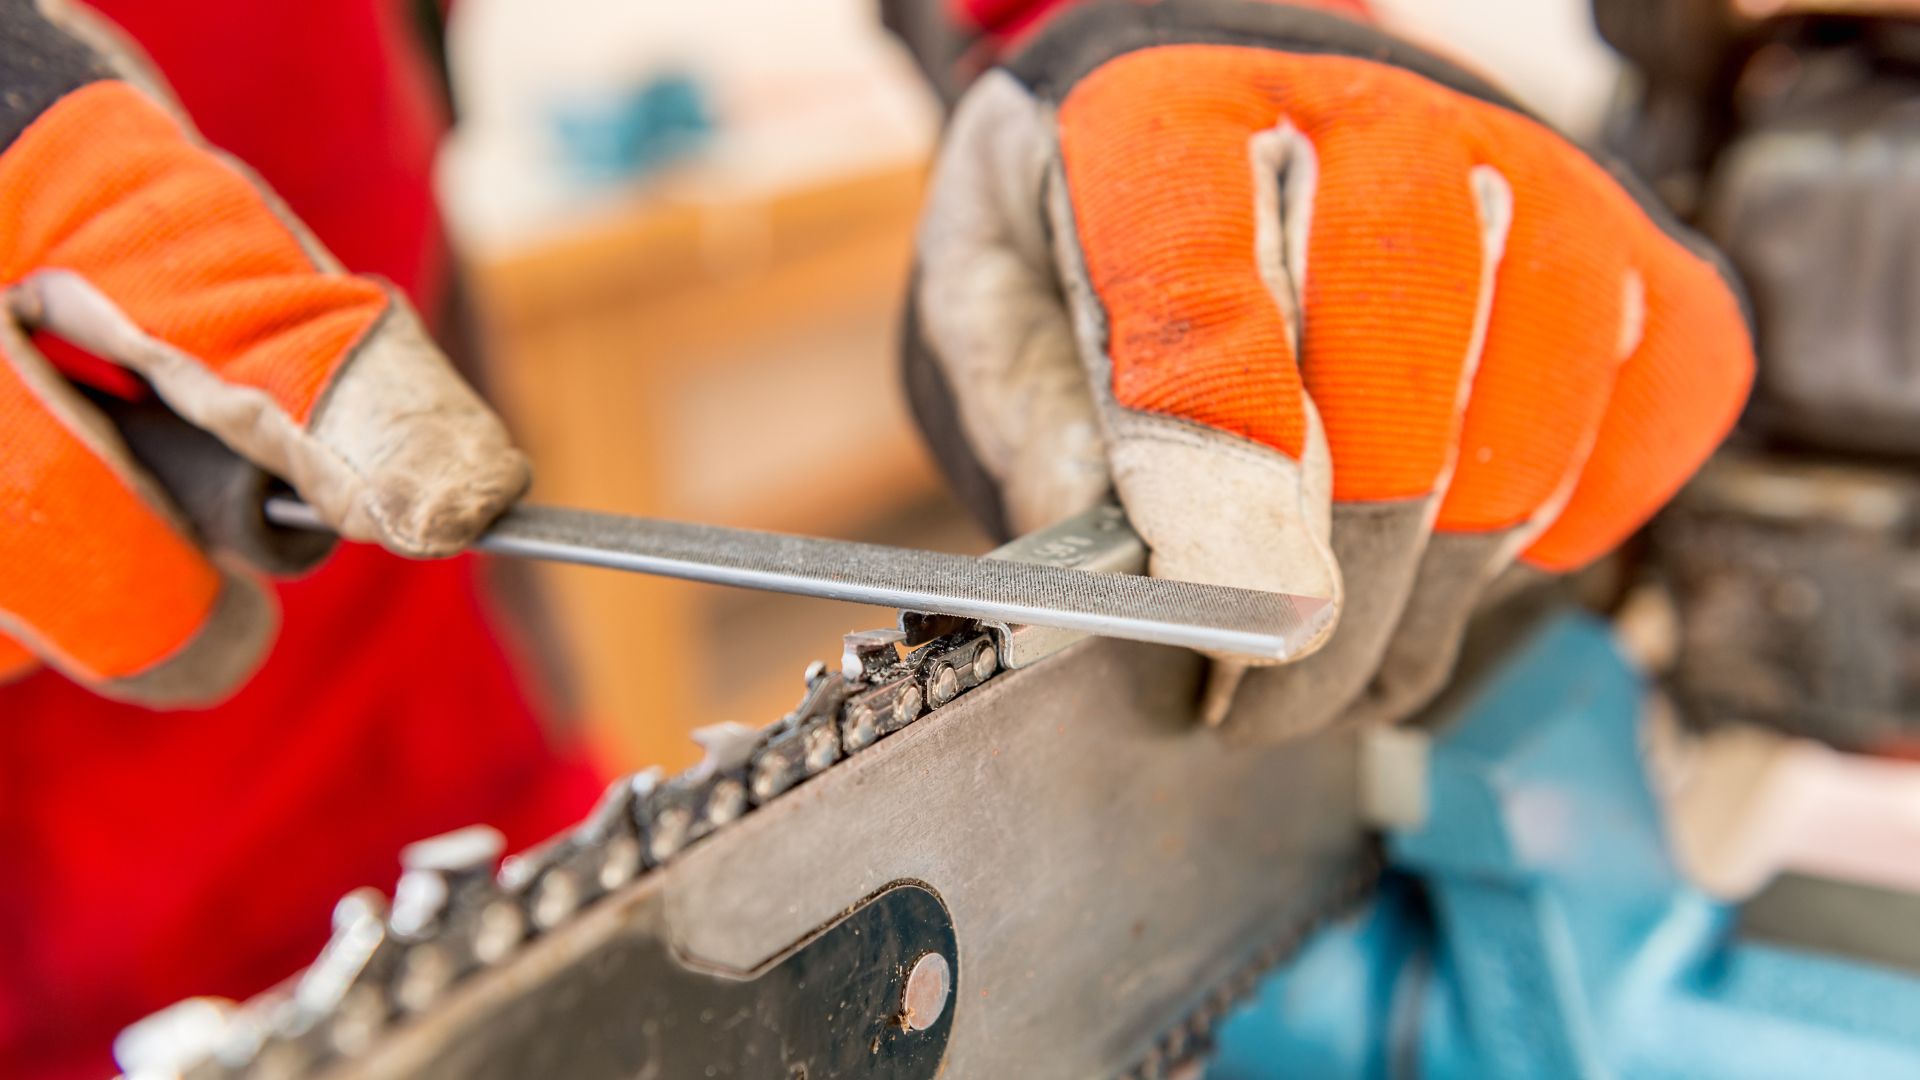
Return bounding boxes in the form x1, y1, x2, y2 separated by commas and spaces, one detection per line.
0, 633, 36, 682
1281, 0, 1371, 18
1522, 246, 1751, 571
0, 343, 222, 681
1056, 46, 1751, 567
0, 81, 389, 424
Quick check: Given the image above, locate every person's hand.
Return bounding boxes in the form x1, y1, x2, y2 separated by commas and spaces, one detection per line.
0, 4, 526, 704
903, 0, 1754, 737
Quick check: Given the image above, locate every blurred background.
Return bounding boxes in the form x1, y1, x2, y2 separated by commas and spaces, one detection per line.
430, 0, 1622, 772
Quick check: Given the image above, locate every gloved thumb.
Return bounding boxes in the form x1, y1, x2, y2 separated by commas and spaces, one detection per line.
1103, 401, 1343, 665
1212, 498, 1432, 739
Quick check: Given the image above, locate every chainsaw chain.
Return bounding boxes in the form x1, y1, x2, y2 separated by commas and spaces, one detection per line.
149, 625, 1000, 1080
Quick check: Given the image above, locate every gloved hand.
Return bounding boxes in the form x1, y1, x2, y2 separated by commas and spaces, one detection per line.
904, 0, 1755, 737
0, 1, 527, 705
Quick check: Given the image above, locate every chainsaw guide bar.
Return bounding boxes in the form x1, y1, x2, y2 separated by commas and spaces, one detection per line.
129, 513, 1374, 1080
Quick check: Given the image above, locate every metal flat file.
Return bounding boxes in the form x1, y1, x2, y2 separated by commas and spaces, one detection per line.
262, 496, 1333, 663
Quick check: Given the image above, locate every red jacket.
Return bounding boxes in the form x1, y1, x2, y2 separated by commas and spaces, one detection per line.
0, 5, 602, 1077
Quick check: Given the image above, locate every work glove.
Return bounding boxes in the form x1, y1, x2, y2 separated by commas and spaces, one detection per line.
904, 0, 1755, 738
0, 1, 527, 705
